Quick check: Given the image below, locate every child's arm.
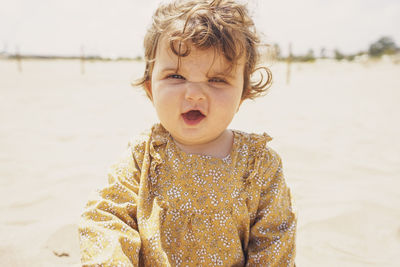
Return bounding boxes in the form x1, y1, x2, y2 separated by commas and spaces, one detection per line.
246, 149, 297, 266
78, 145, 141, 266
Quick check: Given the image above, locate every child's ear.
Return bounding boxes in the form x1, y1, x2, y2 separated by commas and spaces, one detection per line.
144, 80, 153, 100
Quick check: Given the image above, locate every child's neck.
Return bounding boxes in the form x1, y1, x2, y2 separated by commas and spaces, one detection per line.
173, 130, 234, 159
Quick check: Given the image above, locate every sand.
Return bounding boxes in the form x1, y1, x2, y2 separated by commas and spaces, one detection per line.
0, 58, 399, 266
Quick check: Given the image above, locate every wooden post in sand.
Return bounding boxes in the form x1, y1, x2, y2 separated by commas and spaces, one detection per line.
16, 45, 22, 73
286, 43, 292, 85
80, 45, 85, 75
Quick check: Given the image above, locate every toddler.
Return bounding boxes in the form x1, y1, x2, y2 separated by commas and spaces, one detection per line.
79, 0, 297, 266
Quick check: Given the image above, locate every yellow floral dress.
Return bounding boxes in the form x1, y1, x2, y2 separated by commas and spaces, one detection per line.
79, 124, 296, 266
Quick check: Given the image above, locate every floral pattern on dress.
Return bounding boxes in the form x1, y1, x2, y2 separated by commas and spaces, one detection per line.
79, 124, 296, 266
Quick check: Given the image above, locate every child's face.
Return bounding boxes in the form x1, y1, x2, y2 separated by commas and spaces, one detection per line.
145, 38, 244, 147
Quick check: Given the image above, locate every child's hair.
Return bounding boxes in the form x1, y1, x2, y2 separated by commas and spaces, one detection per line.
134, 0, 272, 100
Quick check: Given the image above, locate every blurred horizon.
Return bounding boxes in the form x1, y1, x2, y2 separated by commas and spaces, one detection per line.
1, 0, 399, 58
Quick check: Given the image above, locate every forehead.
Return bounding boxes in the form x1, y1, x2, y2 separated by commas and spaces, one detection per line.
154, 36, 244, 75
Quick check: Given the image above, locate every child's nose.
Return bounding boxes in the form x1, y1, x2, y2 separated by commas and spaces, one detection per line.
185, 82, 205, 101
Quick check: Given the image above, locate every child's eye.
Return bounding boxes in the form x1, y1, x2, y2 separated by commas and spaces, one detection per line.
167, 74, 185, 80
209, 77, 227, 83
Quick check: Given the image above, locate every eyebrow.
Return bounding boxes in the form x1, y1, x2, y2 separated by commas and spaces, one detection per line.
160, 67, 178, 73
159, 67, 236, 80
208, 70, 235, 79
157, 67, 180, 78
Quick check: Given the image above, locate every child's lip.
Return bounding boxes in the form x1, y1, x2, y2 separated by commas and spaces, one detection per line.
182, 108, 206, 116
181, 110, 206, 125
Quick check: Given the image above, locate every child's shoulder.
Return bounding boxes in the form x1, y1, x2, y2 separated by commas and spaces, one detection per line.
127, 124, 168, 161
233, 129, 282, 165
127, 129, 151, 154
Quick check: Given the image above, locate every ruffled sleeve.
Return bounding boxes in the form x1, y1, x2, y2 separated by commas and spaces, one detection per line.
246, 147, 297, 266
78, 139, 145, 267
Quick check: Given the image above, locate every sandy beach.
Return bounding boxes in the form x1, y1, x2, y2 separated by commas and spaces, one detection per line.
0, 58, 399, 266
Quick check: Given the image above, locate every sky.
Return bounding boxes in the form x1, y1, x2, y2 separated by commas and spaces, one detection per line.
0, 0, 399, 57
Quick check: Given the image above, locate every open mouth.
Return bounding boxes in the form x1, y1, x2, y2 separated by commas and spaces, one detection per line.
181, 110, 205, 125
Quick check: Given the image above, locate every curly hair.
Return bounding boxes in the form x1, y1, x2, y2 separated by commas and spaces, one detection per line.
133, 0, 272, 100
